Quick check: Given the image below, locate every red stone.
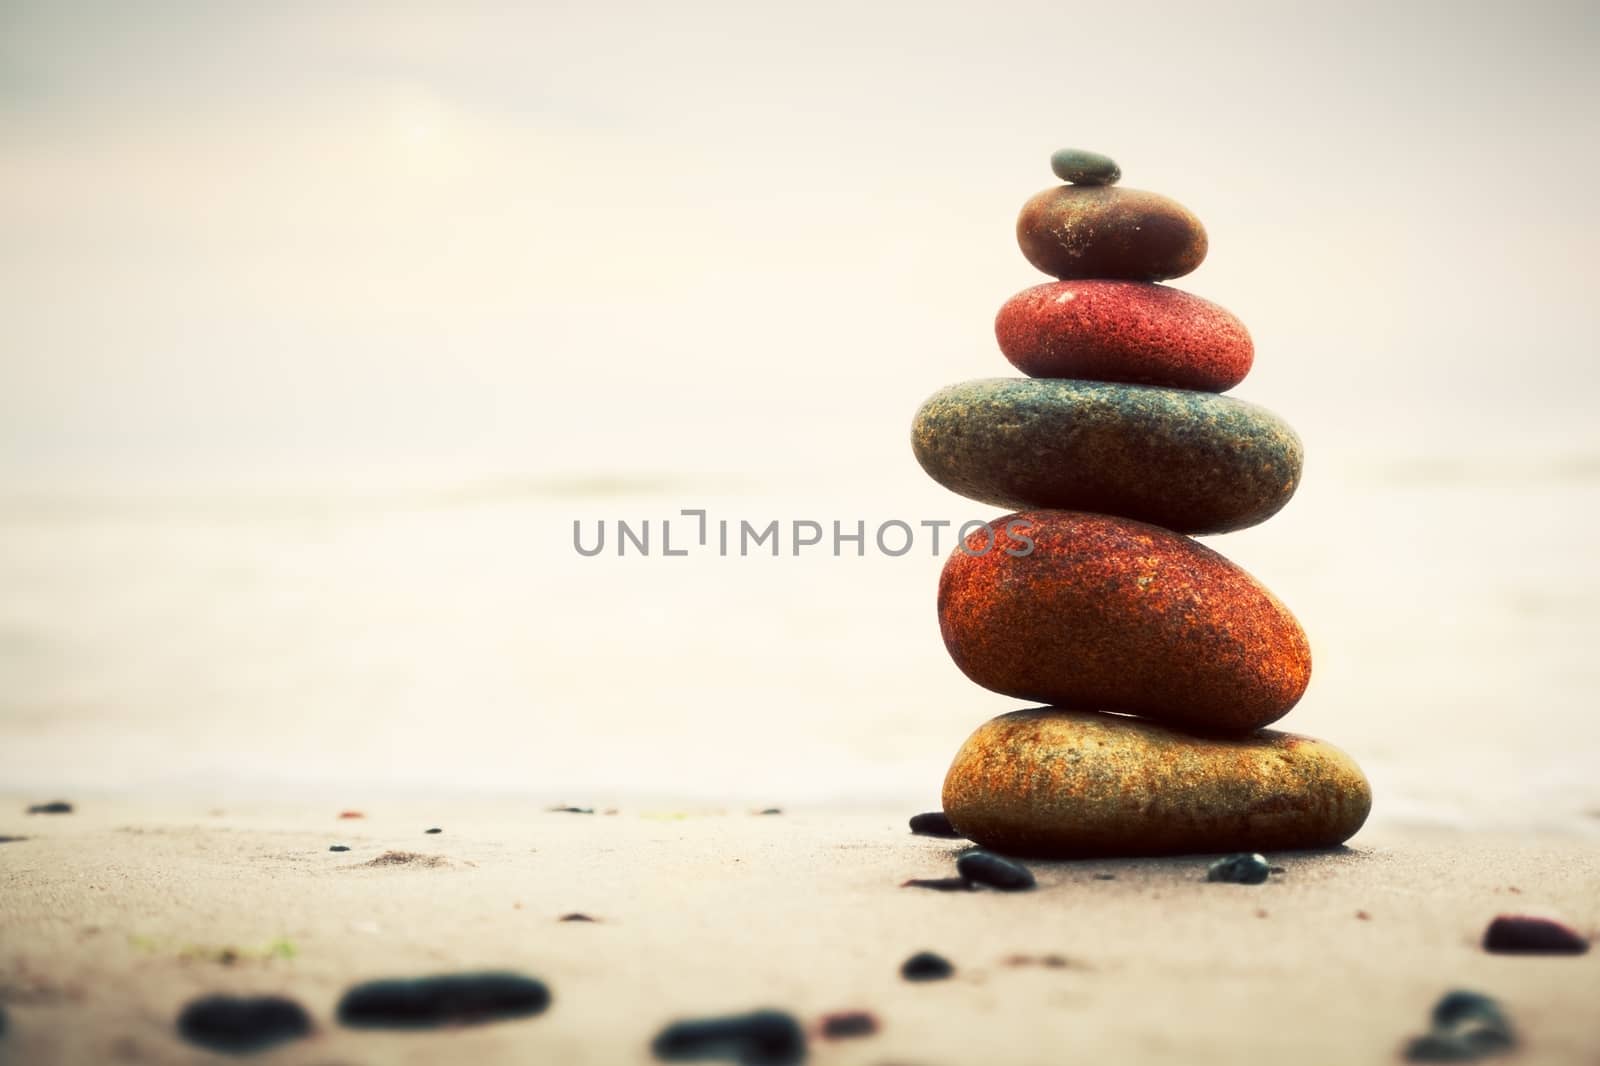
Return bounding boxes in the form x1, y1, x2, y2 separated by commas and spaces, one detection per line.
1483, 914, 1589, 954
996, 281, 1253, 392
938, 511, 1311, 733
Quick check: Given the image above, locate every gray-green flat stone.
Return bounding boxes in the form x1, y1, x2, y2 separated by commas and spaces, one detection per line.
1049, 147, 1121, 186
911, 378, 1302, 534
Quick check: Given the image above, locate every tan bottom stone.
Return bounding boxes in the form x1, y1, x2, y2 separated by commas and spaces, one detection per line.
942, 708, 1372, 857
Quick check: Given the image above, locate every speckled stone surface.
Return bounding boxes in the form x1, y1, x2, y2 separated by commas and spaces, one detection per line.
910, 379, 1302, 534
938, 511, 1311, 732
1049, 147, 1120, 186
942, 708, 1371, 857
1017, 185, 1206, 281
995, 280, 1253, 392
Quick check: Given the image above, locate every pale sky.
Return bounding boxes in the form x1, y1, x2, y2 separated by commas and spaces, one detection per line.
3, 0, 1598, 487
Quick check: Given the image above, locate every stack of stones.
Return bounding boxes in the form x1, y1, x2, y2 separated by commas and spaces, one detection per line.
911, 148, 1371, 857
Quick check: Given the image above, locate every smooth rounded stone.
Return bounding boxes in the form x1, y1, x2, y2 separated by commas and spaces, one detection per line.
337, 972, 550, 1029
911, 379, 1301, 535
908, 811, 962, 838
995, 280, 1253, 391
1482, 914, 1589, 954
955, 849, 1036, 890
176, 994, 312, 1054
26, 801, 73, 815
1206, 853, 1271, 884
938, 511, 1311, 731
1018, 185, 1206, 281
942, 709, 1371, 858
1404, 990, 1516, 1062
1050, 147, 1120, 186
818, 1010, 879, 1039
900, 951, 955, 981
651, 1009, 805, 1065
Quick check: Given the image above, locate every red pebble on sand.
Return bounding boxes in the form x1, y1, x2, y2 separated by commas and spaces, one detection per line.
1483, 914, 1589, 954
996, 280, 1253, 392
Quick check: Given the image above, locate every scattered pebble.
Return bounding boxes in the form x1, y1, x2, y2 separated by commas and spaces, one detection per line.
817, 1010, 878, 1039
425, 827, 442, 834
559, 913, 598, 922
26, 801, 73, 815
651, 1009, 805, 1064
956, 850, 1036, 891
361, 851, 449, 868
0, 836, 27, 844
337, 811, 365, 820
1403, 990, 1516, 1062
900, 951, 954, 982
329, 845, 350, 853
901, 877, 977, 892
1093, 873, 1116, 881
337, 972, 551, 1029
908, 811, 961, 838
1206, 853, 1271, 885
757, 808, 783, 816
549, 806, 595, 814
176, 994, 312, 1053
1050, 146, 1121, 186
1482, 914, 1589, 954
1357, 910, 1372, 920
1003, 953, 1073, 969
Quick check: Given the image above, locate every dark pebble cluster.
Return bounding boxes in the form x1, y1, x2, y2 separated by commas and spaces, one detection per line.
908, 811, 963, 838
1205, 853, 1272, 885
337, 972, 551, 1029
900, 951, 955, 982
25, 801, 73, 815
176, 995, 312, 1054
651, 1009, 805, 1065
1404, 990, 1516, 1062
904, 848, 1035, 892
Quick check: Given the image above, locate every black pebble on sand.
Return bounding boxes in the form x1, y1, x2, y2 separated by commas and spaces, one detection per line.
908, 811, 962, 838
425, 827, 443, 834
956, 849, 1036, 891
1206, 853, 1271, 885
902, 877, 977, 892
26, 801, 73, 815
1404, 989, 1516, 1062
651, 1009, 805, 1065
0, 836, 26, 844
176, 994, 312, 1054
548, 806, 595, 814
329, 845, 351, 852
900, 951, 955, 982
1093, 873, 1116, 880
559, 913, 598, 922
337, 972, 551, 1029
757, 808, 783, 815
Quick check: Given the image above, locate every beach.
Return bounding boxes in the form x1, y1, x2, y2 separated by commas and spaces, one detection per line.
2, 800, 1597, 1064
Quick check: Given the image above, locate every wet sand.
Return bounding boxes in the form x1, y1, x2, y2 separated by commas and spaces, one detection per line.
1, 799, 1596, 1065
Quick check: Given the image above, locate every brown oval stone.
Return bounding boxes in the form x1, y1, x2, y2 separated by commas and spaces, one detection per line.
939, 511, 1310, 732
1017, 185, 1207, 282
942, 708, 1372, 857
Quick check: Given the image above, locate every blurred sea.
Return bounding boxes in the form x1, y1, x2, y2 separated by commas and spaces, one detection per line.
2, 452, 1597, 835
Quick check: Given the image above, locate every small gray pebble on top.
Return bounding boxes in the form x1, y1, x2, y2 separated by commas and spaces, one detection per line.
1050, 147, 1121, 186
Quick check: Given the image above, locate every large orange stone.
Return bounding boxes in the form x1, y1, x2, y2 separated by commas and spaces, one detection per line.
938, 511, 1310, 732
942, 708, 1372, 857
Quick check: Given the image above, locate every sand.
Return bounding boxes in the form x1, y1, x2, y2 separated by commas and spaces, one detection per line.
1, 798, 1597, 1065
